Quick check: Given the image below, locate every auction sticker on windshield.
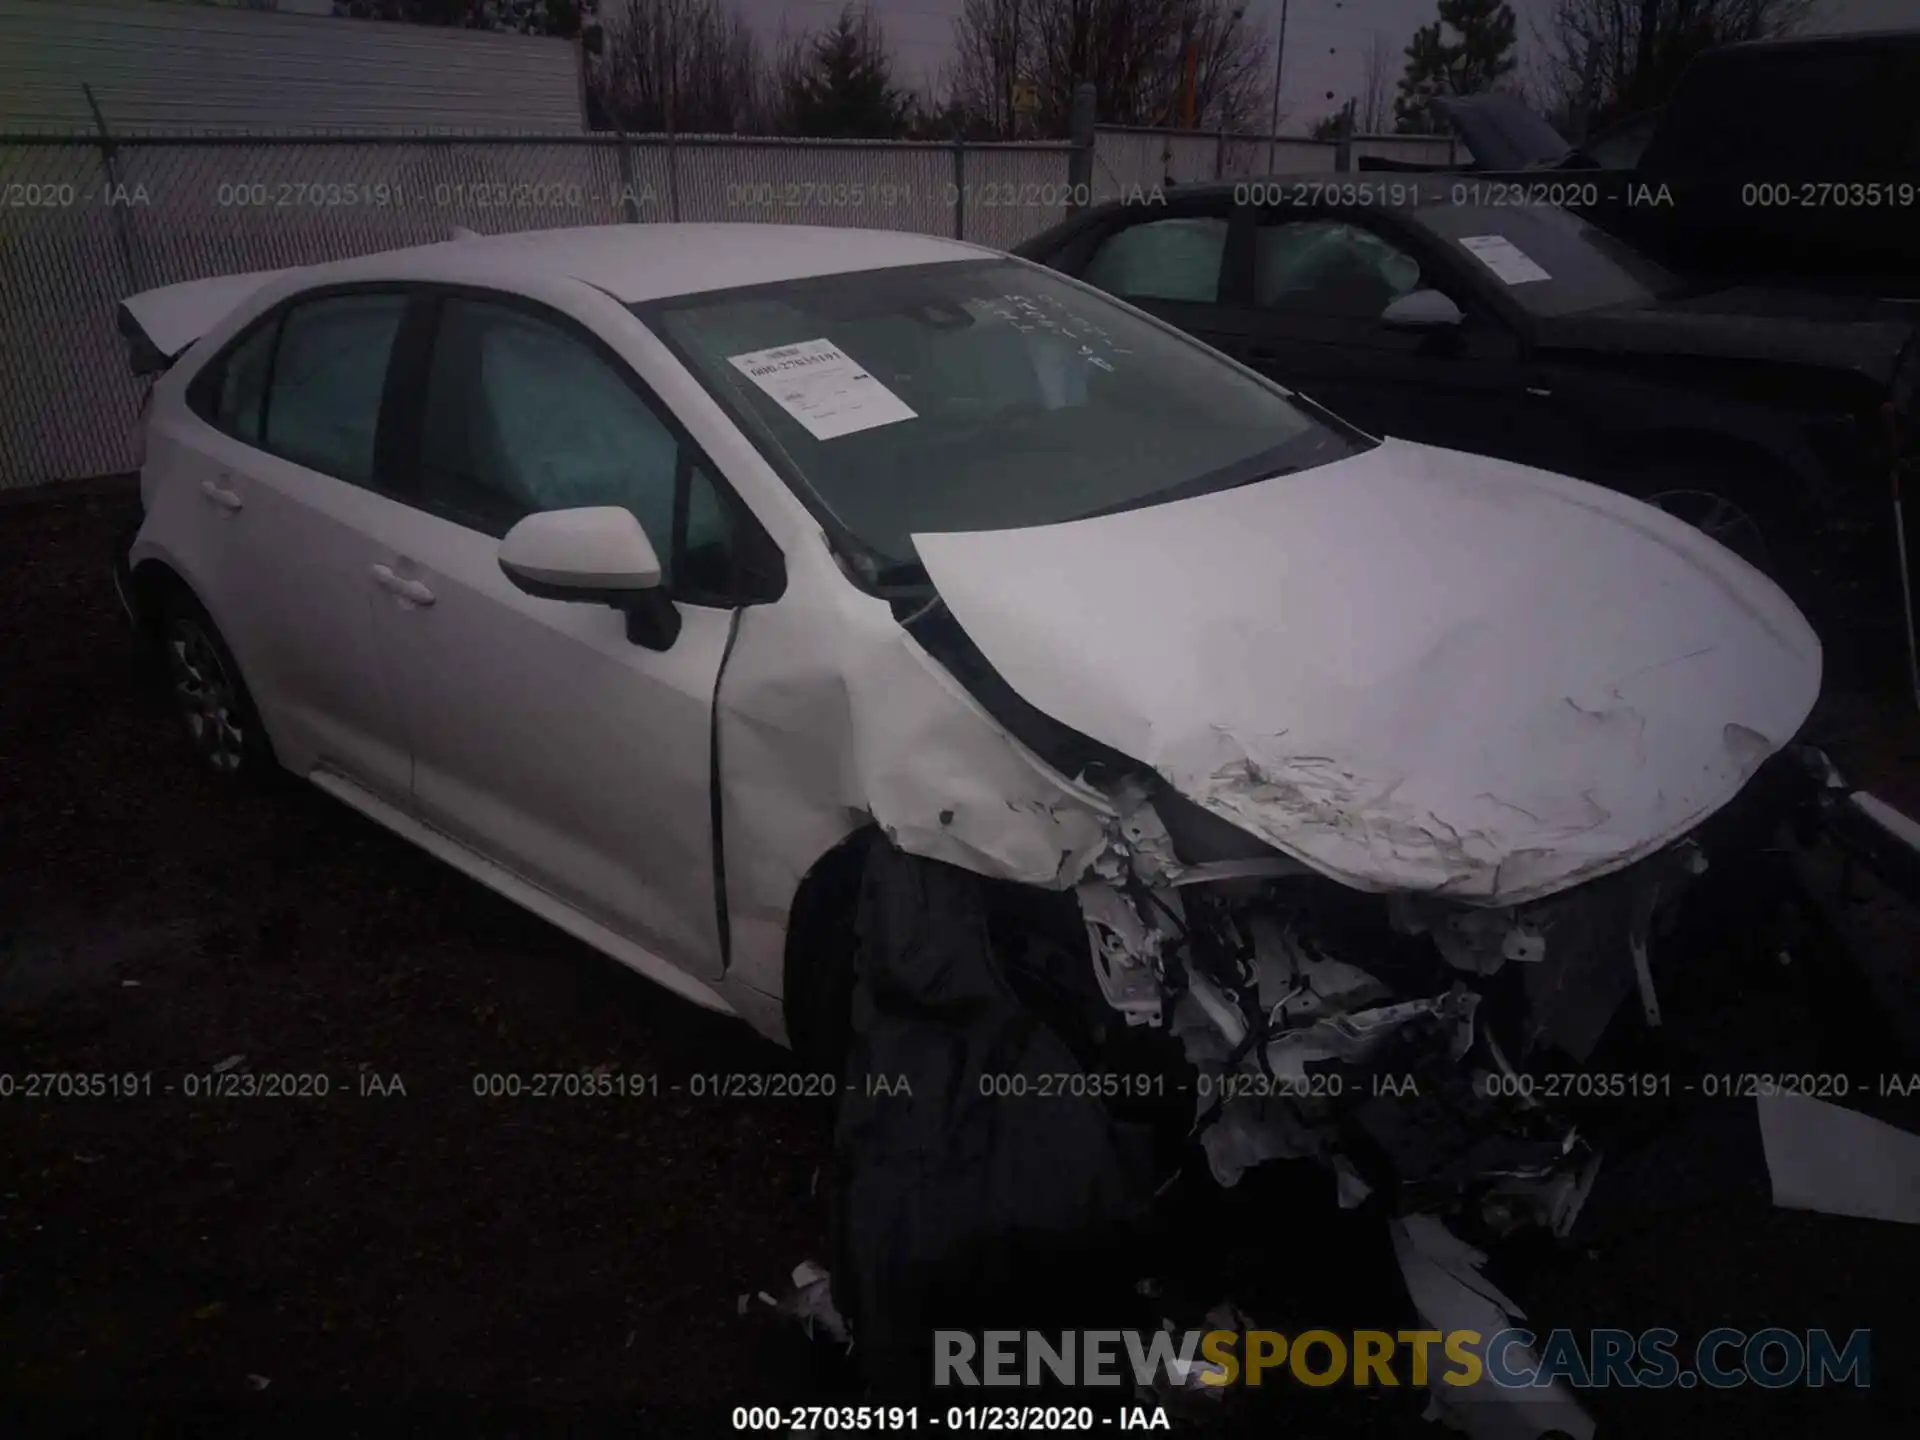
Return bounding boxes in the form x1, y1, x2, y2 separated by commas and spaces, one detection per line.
1457, 234, 1551, 285
728, 338, 918, 440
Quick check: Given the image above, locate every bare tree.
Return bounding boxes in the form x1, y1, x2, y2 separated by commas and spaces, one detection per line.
590, 0, 768, 134
951, 0, 1031, 136
1357, 31, 1391, 134
949, 0, 1271, 138
1539, 0, 1814, 135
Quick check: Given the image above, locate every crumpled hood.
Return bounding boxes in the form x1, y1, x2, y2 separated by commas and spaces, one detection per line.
912, 438, 1822, 905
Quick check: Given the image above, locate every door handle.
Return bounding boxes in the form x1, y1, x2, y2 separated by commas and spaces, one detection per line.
371, 564, 435, 607
199, 478, 243, 511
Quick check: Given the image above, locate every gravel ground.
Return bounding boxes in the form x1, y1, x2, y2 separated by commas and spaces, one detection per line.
3, 491, 1919, 1438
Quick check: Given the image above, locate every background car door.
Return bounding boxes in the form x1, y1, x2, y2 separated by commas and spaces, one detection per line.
1220, 211, 1531, 453
183, 289, 417, 804
365, 293, 770, 981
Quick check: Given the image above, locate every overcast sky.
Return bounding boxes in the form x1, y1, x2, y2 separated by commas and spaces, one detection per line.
740, 0, 1911, 128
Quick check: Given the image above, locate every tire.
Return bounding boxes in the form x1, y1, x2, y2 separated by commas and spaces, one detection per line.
156, 590, 275, 783
1614, 455, 1791, 579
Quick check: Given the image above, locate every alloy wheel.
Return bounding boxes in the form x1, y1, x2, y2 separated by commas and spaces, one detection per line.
1643, 487, 1772, 572
165, 617, 245, 773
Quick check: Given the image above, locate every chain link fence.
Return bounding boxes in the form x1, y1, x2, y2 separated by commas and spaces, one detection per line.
1092, 124, 1456, 196
0, 132, 1077, 488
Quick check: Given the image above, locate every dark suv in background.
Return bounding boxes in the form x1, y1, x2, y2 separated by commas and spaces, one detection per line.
1366, 30, 1920, 295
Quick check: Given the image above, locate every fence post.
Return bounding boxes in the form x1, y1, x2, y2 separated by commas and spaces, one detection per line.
1067, 83, 1096, 210
83, 83, 141, 295
1334, 98, 1356, 173
665, 128, 680, 222
614, 125, 641, 222
951, 139, 966, 240
1215, 128, 1226, 180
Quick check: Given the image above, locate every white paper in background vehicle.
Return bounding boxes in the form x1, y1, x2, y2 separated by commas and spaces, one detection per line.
1756, 1092, 1920, 1225
727, 339, 917, 441
1458, 235, 1552, 285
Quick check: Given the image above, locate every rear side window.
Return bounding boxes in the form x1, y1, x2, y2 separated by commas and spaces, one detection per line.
1082, 216, 1230, 303
261, 293, 406, 485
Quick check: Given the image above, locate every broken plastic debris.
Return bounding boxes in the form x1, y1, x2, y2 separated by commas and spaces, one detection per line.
1265, 989, 1478, 1083
776, 1259, 851, 1345
211, 1054, 245, 1074
1332, 1155, 1372, 1208
1757, 1093, 1920, 1225
1391, 1215, 1595, 1440
246, 1374, 270, 1391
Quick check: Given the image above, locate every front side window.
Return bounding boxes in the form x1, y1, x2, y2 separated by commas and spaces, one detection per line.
1081, 216, 1230, 303
417, 297, 754, 594
642, 259, 1362, 574
1256, 220, 1425, 317
418, 297, 684, 550
263, 292, 406, 485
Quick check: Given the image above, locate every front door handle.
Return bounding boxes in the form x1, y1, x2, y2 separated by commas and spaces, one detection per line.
371, 564, 435, 607
199, 478, 243, 511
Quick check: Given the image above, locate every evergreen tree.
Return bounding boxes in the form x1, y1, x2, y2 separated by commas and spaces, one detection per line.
1393, 0, 1517, 134
781, 6, 914, 139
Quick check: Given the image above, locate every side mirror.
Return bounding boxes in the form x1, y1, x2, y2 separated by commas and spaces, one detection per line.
498, 506, 681, 650
1381, 289, 1464, 329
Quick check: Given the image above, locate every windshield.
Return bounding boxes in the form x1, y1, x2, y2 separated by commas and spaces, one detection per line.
1415, 202, 1686, 318
638, 258, 1363, 574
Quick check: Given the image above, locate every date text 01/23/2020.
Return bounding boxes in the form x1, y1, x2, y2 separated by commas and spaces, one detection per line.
731, 1405, 1174, 1431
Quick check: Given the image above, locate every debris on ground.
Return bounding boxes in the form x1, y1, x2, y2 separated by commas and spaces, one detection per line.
1757, 1092, 1920, 1224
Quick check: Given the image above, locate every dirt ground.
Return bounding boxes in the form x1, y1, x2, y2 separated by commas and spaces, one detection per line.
3, 491, 1919, 1438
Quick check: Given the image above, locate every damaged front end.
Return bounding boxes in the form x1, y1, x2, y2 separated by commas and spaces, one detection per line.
813, 445, 1848, 1428
1073, 777, 1705, 1234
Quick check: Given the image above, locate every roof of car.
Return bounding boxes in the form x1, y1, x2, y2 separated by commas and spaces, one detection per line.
1078, 175, 1464, 214
313, 222, 999, 303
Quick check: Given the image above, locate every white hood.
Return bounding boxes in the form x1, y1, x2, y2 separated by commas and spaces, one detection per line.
912, 438, 1822, 905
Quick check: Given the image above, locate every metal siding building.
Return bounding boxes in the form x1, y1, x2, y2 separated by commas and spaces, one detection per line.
0, 0, 586, 134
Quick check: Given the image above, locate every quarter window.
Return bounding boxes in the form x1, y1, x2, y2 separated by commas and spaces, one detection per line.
211, 319, 275, 444
262, 292, 406, 485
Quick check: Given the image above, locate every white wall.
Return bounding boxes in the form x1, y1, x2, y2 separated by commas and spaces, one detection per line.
0, 0, 586, 133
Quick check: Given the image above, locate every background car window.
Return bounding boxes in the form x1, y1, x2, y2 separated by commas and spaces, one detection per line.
418, 298, 684, 572
1081, 216, 1229, 303
262, 293, 404, 484
212, 319, 275, 444
1255, 220, 1424, 317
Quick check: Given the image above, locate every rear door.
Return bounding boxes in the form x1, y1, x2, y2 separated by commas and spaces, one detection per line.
1066, 194, 1246, 354
362, 288, 786, 981
171, 288, 417, 802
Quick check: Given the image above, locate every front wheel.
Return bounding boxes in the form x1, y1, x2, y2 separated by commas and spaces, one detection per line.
1637, 484, 1775, 575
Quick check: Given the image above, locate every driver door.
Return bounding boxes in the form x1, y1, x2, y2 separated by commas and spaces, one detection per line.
1212, 210, 1528, 453
367, 290, 779, 981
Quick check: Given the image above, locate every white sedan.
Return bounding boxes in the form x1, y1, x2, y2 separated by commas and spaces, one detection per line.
116, 224, 1821, 1374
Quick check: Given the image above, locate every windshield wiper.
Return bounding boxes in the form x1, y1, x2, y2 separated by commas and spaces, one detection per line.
871, 558, 931, 587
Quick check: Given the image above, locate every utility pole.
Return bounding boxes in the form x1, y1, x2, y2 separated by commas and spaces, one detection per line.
1266, 0, 1290, 172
